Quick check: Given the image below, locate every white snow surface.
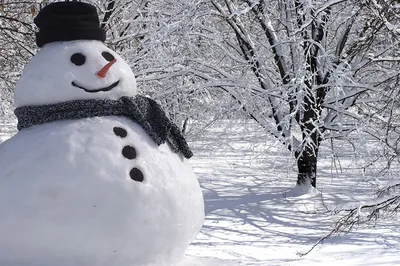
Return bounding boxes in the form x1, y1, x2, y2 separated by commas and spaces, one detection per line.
179, 120, 400, 266
1, 119, 400, 266
15, 40, 137, 107
0, 117, 204, 266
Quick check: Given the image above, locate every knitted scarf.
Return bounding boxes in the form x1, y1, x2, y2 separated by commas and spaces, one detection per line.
14, 95, 193, 159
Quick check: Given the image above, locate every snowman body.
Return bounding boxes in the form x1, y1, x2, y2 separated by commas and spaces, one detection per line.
0, 28, 204, 265
0, 116, 204, 266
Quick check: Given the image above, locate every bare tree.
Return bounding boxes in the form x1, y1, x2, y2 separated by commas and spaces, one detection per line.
93, 0, 218, 132
155, 0, 400, 190
0, 0, 37, 115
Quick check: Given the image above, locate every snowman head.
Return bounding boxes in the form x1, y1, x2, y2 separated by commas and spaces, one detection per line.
14, 2, 137, 108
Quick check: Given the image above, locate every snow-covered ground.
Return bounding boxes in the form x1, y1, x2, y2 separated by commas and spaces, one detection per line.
182, 120, 400, 266
1, 119, 399, 265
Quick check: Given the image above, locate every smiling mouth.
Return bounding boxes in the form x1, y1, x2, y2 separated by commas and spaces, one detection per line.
72, 80, 120, 93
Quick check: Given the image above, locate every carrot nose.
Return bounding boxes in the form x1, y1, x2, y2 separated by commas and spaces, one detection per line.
97, 59, 117, 78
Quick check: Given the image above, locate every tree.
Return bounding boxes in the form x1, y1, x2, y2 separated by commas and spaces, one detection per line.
0, 0, 37, 115
93, 0, 220, 132
161, 0, 400, 190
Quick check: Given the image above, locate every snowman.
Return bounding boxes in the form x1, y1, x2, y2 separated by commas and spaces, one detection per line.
0, 2, 204, 266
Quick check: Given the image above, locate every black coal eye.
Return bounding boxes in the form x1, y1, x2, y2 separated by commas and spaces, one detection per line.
70, 53, 86, 66
102, 51, 115, 62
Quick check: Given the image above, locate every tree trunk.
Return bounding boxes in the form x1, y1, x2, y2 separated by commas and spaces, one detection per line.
296, 146, 318, 188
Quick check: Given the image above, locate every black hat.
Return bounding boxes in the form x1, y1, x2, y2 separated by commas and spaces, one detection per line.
34, 1, 106, 47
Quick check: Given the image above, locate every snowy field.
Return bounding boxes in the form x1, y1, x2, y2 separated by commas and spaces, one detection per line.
1, 118, 399, 266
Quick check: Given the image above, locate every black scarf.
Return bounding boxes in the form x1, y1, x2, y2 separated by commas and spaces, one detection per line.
14, 96, 193, 159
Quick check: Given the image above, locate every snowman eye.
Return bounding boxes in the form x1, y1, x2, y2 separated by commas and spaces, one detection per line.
71, 53, 86, 66
102, 51, 115, 62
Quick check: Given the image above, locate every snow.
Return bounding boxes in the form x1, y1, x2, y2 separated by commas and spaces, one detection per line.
0, 117, 204, 266
15, 40, 137, 107
0, 118, 399, 265
284, 184, 320, 198
180, 120, 400, 266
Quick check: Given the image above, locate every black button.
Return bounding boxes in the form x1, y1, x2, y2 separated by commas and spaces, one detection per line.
130, 168, 144, 182
113, 127, 127, 138
122, 145, 136, 159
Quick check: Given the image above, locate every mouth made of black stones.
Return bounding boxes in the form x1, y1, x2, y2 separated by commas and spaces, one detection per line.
72, 80, 120, 93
